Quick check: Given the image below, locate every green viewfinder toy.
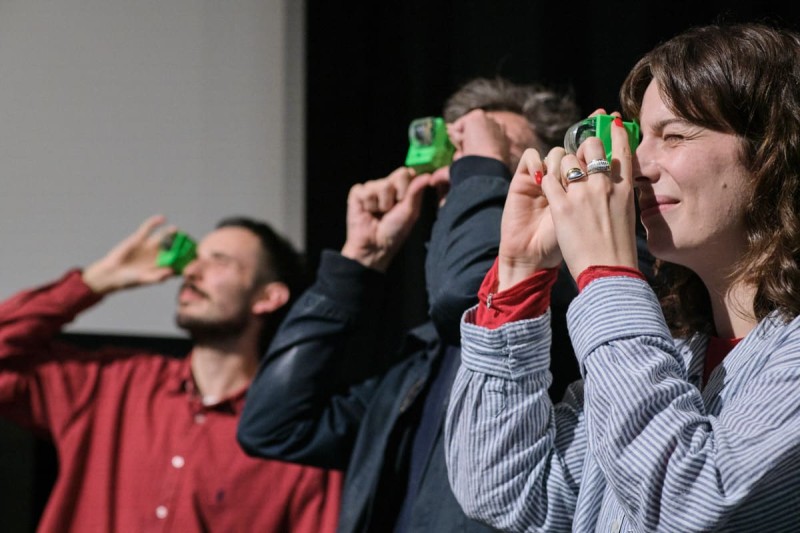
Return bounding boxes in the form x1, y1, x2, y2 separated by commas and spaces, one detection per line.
404, 116, 455, 173
564, 114, 640, 160
156, 231, 197, 274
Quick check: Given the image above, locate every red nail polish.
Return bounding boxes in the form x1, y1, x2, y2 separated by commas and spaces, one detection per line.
534, 171, 543, 185
613, 117, 624, 127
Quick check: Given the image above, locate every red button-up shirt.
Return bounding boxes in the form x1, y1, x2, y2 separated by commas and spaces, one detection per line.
0, 270, 342, 532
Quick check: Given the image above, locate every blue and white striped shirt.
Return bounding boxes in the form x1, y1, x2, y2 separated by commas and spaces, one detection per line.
445, 276, 800, 532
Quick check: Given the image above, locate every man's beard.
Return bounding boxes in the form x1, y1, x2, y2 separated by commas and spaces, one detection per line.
175, 279, 256, 342
175, 308, 250, 343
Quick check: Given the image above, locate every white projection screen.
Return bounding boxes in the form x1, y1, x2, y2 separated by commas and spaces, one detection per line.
0, 0, 305, 337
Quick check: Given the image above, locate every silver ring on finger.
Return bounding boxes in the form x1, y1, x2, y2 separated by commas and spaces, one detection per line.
586, 158, 611, 175
566, 167, 586, 182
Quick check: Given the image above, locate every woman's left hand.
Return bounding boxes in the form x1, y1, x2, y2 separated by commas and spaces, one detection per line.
540, 117, 639, 281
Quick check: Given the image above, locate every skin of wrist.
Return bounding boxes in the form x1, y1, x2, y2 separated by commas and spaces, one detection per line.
497, 263, 537, 291
497, 255, 561, 291
82, 263, 115, 295
340, 243, 390, 273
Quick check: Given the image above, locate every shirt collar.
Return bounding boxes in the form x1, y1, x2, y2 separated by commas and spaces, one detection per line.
168, 354, 248, 414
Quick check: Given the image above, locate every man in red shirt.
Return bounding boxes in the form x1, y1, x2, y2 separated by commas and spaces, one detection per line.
0, 214, 342, 532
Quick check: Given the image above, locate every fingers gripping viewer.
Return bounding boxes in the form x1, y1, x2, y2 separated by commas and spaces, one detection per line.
445, 23, 800, 533
0, 214, 343, 533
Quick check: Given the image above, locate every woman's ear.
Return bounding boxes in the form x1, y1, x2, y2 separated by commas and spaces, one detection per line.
251, 281, 290, 316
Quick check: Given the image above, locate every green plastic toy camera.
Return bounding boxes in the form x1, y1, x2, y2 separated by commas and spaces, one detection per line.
156, 231, 197, 274
564, 114, 640, 160
404, 116, 455, 173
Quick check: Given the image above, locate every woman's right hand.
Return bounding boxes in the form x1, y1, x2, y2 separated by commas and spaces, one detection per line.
497, 148, 563, 291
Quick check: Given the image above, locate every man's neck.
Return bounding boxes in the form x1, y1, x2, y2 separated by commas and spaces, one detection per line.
189, 341, 260, 401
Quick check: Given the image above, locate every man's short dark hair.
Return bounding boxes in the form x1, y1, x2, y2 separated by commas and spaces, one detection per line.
442, 77, 580, 151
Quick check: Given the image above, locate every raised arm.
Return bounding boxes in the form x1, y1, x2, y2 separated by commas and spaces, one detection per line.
81, 214, 176, 295
425, 109, 517, 344
0, 215, 176, 430
444, 149, 587, 532
238, 169, 433, 469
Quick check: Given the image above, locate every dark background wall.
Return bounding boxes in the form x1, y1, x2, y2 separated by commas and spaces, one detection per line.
5, 2, 800, 531
304, 0, 800, 336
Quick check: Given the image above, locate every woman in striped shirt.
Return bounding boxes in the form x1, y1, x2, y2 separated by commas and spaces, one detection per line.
445, 22, 800, 532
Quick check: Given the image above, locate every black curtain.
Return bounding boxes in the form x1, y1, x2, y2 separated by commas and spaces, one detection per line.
305, 0, 800, 336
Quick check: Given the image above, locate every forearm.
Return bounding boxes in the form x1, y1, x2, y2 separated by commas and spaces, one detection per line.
0, 270, 101, 358
0, 270, 103, 431
444, 309, 583, 532
238, 251, 386, 469
425, 156, 511, 343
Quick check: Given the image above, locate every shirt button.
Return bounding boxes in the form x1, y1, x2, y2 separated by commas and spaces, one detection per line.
194, 413, 206, 424
171, 455, 185, 469
155, 505, 169, 519
610, 519, 621, 533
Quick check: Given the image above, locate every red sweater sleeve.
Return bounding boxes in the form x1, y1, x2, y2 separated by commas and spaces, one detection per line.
474, 262, 646, 329
474, 259, 559, 328
0, 270, 101, 356
0, 270, 103, 431
576, 265, 646, 291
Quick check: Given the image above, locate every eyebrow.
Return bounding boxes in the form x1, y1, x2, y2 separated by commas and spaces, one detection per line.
208, 251, 239, 262
198, 250, 234, 263
649, 118, 691, 131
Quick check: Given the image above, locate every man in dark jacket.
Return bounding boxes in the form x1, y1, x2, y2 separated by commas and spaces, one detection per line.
238, 78, 581, 532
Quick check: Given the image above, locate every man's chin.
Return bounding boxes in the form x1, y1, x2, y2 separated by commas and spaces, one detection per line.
175, 313, 210, 332
175, 314, 247, 339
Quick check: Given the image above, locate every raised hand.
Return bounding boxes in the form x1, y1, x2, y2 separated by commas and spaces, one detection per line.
496, 148, 563, 291
341, 167, 432, 272
82, 215, 176, 295
541, 119, 638, 281
431, 109, 515, 208
447, 109, 510, 167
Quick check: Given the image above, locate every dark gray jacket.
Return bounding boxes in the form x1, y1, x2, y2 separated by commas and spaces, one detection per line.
238, 157, 546, 532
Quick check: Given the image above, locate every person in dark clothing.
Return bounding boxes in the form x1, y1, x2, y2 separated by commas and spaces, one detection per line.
237, 77, 583, 532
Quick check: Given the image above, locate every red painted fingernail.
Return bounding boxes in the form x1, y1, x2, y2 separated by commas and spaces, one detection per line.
613, 117, 624, 127
534, 171, 543, 185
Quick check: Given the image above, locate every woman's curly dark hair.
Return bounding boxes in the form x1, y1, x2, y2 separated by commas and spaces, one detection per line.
620, 22, 800, 336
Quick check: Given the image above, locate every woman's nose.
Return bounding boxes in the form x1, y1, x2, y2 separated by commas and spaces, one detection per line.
631, 139, 657, 186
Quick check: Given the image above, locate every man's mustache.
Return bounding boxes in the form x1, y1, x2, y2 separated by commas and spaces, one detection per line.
180, 282, 209, 299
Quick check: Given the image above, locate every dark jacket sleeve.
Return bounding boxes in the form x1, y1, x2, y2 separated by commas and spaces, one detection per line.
424, 155, 512, 345
238, 251, 390, 470
238, 155, 512, 468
